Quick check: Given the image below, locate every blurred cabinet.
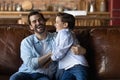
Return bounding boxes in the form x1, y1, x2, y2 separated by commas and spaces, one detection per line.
75, 12, 110, 26
44, 12, 110, 26
109, 0, 120, 25
0, 11, 56, 25
0, 11, 110, 26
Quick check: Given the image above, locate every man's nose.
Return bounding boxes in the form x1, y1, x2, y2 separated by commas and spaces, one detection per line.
36, 20, 41, 25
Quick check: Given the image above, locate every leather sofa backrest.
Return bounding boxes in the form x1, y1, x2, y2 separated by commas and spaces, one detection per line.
0, 25, 31, 75
0, 24, 120, 80
90, 27, 120, 79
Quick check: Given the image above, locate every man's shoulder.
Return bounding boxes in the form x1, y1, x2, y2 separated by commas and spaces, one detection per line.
47, 32, 57, 41
21, 34, 34, 43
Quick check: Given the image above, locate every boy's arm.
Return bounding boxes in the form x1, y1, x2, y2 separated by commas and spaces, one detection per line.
71, 44, 86, 55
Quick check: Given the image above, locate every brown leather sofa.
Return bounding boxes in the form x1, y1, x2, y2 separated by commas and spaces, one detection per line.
0, 24, 120, 80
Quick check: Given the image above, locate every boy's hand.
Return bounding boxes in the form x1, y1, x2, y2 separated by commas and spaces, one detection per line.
71, 45, 86, 55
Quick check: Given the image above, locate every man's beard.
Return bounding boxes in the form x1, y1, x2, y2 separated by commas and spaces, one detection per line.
34, 24, 46, 34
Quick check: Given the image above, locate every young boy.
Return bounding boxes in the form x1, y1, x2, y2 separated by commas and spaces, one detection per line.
51, 12, 88, 80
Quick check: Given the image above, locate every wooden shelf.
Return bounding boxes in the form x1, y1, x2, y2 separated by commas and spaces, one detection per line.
0, 11, 109, 15
0, 11, 110, 26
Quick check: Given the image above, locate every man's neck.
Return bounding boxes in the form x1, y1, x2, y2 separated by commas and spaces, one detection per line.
35, 31, 47, 40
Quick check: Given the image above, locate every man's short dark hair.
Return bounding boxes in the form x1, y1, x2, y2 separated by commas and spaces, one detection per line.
28, 10, 46, 25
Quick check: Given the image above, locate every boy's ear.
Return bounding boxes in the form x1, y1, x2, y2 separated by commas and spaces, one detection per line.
64, 22, 68, 28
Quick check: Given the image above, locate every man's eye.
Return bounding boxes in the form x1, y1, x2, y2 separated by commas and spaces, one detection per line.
32, 21, 36, 23
38, 19, 44, 22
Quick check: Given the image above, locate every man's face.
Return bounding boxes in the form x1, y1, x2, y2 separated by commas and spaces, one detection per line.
29, 14, 46, 34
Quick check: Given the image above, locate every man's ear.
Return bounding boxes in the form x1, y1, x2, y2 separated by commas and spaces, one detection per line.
30, 25, 34, 30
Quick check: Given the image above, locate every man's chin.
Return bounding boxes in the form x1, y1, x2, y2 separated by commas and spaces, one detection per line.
37, 28, 43, 31
35, 28, 46, 34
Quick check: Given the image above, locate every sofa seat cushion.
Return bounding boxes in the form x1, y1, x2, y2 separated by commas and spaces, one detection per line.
0, 75, 10, 80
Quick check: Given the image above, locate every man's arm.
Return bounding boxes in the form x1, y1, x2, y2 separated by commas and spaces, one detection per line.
38, 53, 52, 67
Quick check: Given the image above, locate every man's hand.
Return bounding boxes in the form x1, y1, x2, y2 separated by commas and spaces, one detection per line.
71, 44, 86, 55
43, 59, 52, 68
38, 53, 52, 67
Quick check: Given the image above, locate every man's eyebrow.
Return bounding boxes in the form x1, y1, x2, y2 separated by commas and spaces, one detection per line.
31, 19, 36, 22
38, 18, 45, 21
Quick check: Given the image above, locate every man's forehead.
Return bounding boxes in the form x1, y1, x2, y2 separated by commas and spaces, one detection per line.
30, 15, 43, 21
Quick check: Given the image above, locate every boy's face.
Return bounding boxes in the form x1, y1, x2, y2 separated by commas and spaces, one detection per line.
55, 16, 67, 32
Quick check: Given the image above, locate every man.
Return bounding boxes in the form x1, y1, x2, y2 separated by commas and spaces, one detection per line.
10, 11, 86, 80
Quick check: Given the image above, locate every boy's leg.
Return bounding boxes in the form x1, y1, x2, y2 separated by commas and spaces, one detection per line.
55, 69, 64, 80
61, 71, 76, 80
69, 64, 88, 80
